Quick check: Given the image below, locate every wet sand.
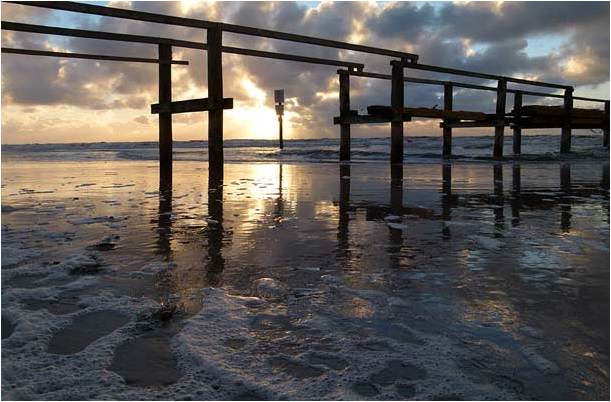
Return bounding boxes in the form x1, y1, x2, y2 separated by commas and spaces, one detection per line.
1, 159, 609, 400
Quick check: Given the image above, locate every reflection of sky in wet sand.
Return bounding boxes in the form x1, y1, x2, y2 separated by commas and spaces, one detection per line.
1, 159, 609, 399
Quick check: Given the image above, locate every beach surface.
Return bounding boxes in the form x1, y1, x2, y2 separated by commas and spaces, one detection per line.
1, 138, 609, 400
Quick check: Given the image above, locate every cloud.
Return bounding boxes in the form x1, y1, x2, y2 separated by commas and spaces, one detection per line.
1, 1, 608, 144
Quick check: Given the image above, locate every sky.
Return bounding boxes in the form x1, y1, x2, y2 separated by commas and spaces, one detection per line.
1, 1, 609, 144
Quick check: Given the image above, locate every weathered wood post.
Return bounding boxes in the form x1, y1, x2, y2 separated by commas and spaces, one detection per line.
390, 60, 404, 164
158, 44, 172, 174
442, 83, 453, 158
604, 100, 609, 148
278, 116, 284, 149
512, 91, 522, 155
493, 78, 507, 160
560, 87, 573, 153
207, 24, 224, 181
338, 70, 351, 161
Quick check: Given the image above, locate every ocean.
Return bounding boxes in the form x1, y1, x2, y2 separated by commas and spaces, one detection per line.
2, 134, 608, 163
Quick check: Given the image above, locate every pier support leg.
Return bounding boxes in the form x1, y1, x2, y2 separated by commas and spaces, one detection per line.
158, 44, 172, 175
338, 70, 351, 161
512, 91, 522, 155
604, 101, 609, 149
493, 79, 507, 160
278, 116, 284, 149
207, 24, 224, 182
390, 61, 404, 164
443, 83, 453, 158
560, 88, 573, 154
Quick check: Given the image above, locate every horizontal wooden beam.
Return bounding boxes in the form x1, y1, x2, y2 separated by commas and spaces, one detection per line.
573, 96, 609, 103
224, 46, 363, 69
2, 21, 206, 49
440, 121, 508, 128
3, 22, 365, 69
1, 47, 188, 64
348, 70, 571, 98
333, 114, 412, 125
9, 1, 418, 61
402, 62, 571, 90
151, 98, 233, 114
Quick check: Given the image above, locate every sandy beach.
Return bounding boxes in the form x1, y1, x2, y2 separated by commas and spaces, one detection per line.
1, 156, 608, 400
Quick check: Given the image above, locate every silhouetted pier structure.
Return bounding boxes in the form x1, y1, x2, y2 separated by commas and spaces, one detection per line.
2, 1, 609, 182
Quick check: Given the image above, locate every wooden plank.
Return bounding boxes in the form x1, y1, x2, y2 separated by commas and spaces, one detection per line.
367, 105, 489, 121
158, 44, 172, 173
494, 79, 507, 160
443, 83, 453, 158
520, 105, 604, 118
151, 98, 233, 114
222, 45, 363, 69
405, 62, 570, 90
560, 88, 573, 153
207, 24, 224, 181
1, 47, 188, 64
333, 114, 411, 125
1, 21, 206, 49
441, 121, 501, 128
3, 22, 366, 69
390, 61, 404, 165
512, 91, 522, 155
11, 1, 418, 61
338, 70, 351, 161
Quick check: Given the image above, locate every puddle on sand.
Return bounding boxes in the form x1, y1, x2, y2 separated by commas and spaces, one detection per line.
48, 311, 130, 355
109, 331, 181, 387
2, 316, 15, 339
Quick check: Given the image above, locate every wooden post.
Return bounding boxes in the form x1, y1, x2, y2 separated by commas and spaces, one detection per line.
493, 78, 507, 160
207, 24, 224, 182
158, 44, 172, 174
338, 70, 351, 161
560, 87, 573, 154
442, 83, 453, 158
512, 91, 522, 155
390, 61, 404, 164
278, 115, 284, 149
604, 100, 609, 148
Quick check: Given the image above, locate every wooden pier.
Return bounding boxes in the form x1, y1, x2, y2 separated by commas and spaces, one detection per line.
2, 1, 609, 181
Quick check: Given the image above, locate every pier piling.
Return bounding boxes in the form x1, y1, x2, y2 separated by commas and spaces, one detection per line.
512, 91, 522, 155
442, 83, 453, 158
390, 61, 404, 164
207, 24, 224, 182
158, 44, 172, 174
339, 70, 351, 161
493, 79, 507, 159
560, 88, 573, 154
